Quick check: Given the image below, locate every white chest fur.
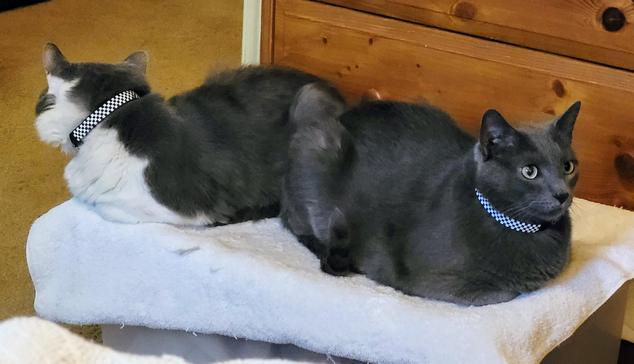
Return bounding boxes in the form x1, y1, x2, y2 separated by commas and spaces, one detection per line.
65, 127, 211, 226
35, 77, 86, 154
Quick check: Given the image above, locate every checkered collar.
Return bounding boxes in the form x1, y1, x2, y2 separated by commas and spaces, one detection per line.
69, 90, 140, 147
475, 189, 541, 234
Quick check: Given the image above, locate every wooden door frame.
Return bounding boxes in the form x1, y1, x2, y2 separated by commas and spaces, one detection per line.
242, 0, 264, 65
259, 0, 275, 64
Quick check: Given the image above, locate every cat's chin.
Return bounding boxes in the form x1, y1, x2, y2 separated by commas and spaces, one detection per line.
528, 207, 569, 225
59, 142, 78, 156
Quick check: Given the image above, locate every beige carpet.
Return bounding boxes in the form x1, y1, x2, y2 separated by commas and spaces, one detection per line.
0, 0, 242, 320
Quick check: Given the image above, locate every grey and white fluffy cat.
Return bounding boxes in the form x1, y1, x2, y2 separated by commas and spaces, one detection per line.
282, 84, 580, 306
35, 43, 330, 225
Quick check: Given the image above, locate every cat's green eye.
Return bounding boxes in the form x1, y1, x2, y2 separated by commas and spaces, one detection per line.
521, 165, 539, 180
564, 161, 576, 175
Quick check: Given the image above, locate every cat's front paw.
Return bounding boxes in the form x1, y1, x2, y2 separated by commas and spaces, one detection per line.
456, 290, 520, 306
320, 248, 355, 276
320, 259, 352, 276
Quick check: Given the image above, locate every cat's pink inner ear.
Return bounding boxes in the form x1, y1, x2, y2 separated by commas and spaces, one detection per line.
43, 43, 67, 74
124, 51, 149, 74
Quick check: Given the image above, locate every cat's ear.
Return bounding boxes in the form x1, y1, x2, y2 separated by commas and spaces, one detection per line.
479, 109, 518, 160
43, 43, 69, 75
551, 101, 581, 143
123, 51, 148, 74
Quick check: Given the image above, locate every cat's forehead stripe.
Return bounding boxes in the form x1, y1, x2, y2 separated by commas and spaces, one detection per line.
524, 128, 564, 153
46, 75, 79, 95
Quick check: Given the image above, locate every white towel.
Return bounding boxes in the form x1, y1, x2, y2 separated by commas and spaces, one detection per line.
0, 316, 302, 364
27, 198, 634, 364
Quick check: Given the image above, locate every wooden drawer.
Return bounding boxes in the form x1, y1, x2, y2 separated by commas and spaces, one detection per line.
319, 0, 634, 70
264, 0, 634, 210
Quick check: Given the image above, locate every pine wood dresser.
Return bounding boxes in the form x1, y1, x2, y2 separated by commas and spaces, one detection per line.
260, 0, 634, 363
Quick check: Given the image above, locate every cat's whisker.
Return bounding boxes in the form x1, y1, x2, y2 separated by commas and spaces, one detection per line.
568, 204, 581, 217
501, 200, 541, 216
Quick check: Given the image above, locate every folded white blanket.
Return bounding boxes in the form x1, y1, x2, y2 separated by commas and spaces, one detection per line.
27, 198, 634, 364
0, 316, 302, 364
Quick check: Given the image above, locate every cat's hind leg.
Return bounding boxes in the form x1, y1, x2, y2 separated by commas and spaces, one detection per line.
282, 83, 354, 275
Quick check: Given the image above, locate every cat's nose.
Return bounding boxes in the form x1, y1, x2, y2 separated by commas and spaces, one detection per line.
554, 192, 570, 204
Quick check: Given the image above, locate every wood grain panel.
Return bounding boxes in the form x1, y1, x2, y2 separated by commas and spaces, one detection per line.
273, 0, 634, 209
319, 0, 634, 71
260, 0, 275, 64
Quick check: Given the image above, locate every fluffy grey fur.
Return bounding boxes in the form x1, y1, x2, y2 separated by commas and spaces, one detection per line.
35, 44, 332, 224
282, 84, 581, 305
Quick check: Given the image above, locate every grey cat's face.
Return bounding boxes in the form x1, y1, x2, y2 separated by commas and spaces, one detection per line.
475, 102, 581, 224
34, 43, 150, 153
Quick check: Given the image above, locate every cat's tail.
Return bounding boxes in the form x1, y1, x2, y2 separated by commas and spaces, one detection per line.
288, 82, 346, 137
282, 83, 353, 274
291, 81, 346, 114
288, 82, 350, 175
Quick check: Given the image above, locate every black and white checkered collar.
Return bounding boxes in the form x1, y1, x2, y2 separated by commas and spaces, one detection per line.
475, 189, 541, 234
69, 90, 140, 147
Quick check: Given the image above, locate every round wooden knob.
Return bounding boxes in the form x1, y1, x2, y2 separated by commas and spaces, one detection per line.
453, 2, 477, 20
602, 7, 626, 32
615, 152, 634, 183
362, 88, 383, 101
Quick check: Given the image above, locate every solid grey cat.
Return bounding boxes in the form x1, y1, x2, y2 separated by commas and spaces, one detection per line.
35, 44, 336, 225
282, 84, 580, 306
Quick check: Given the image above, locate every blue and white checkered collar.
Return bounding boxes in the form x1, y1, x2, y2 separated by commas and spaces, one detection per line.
69, 90, 140, 148
475, 189, 541, 234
